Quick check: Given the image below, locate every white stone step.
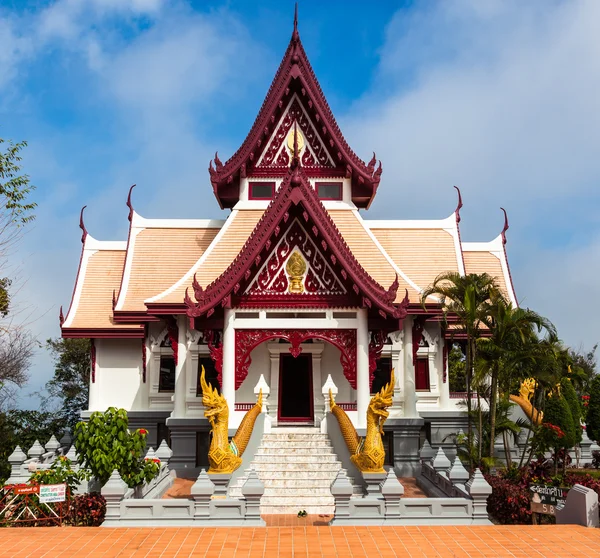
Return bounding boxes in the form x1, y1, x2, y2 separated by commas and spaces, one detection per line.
260, 495, 334, 507
252, 454, 339, 463
259, 441, 332, 449
262, 486, 333, 497
268, 427, 321, 434
260, 505, 334, 515
251, 462, 341, 472
262, 434, 330, 442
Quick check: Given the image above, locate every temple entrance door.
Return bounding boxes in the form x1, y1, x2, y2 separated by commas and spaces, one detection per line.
278, 354, 313, 423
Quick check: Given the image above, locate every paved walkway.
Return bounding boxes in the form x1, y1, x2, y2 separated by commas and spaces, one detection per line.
0, 525, 598, 557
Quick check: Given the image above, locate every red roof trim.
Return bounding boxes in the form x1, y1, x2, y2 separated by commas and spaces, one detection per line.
186, 163, 408, 321
500, 207, 518, 306
208, 16, 381, 209
61, 327, 145, 339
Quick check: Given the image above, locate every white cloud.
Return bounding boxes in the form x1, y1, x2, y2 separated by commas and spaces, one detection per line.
341, 0, 600, 351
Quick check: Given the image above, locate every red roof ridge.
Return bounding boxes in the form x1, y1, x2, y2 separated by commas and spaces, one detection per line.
208, 10, 382, 209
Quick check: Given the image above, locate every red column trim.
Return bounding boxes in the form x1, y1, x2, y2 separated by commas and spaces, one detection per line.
167, 320, 179, 365
368, 330, 386, 387
142, 337, 147, 383
90, 339, 96, 383
235, 329, 357, 390
203, 330, 224, 387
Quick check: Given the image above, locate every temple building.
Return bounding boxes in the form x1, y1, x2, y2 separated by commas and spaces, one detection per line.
60, 14, 516, 479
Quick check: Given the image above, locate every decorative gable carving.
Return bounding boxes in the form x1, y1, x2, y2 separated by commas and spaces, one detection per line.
257, 96, 335, 169
246, 219, 345, 296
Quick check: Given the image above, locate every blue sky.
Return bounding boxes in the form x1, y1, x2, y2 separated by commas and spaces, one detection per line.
1, 0, 599, 406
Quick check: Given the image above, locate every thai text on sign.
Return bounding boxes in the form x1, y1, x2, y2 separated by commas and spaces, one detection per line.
39, 483, 67, 503
529, 484, 569, 515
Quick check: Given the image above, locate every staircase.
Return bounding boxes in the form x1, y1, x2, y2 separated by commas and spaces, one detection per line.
229, 427, 354, 515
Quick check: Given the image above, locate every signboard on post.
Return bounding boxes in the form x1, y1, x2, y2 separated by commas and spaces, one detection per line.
529, 485, 569, 517
39, 483, 67, 503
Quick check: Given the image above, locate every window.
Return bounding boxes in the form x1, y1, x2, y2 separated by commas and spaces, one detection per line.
415, 358, 430, 391
371, 357, 392, 394
249, 182, 275, 200
316, 182, 342, 200
159, 355, 175, 392
197, 357, 220, 395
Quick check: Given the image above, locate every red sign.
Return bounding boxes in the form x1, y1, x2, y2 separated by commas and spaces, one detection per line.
12, 484, 40, 495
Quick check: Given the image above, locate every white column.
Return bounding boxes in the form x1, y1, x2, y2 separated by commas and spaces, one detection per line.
439, 338, 451, 410
221, 308, 236, 425
269, 351, 280, 424
403, 317, 418, 418
389, 331, 404, 417
172, 315, 188, 418
356, 308, 370, 429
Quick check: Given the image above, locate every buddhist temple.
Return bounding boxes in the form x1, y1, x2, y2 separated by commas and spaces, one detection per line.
60, 9, 516, 510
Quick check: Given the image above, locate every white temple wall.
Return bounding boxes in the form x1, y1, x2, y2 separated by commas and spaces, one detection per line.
321, 343, 353, 403
92, 338, 143, 412
236, 343, 270, 403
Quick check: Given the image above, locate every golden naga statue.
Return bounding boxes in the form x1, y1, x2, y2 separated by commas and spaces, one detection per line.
509, 378, 543, 426
200, 367, 263, 474
329, 370, 395, 473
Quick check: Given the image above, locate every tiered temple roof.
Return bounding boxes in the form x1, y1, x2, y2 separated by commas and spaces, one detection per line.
61, 11, 517, 338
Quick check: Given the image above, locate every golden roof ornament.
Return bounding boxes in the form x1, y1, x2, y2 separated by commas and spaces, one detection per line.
286, 251, 306, 293
287, 123, 304, 157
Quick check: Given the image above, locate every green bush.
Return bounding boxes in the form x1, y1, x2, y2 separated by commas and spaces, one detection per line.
544, 393, 576, 450
560, 378, 583, 445
29, 455, 88, 494
586, 375, 600, 443
74, 407, 159, 489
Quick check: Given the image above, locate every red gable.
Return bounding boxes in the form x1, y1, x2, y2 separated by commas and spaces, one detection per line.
209, 8, 382, 209
186, 151, 408, 326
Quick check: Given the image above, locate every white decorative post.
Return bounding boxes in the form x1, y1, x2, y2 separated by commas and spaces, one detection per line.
254, 374, 270, 413
403, 317, 418, 418
221, 308, 235, 427
356, 308, 369, 429
172, 315, 188, 418
389, 330, 404, 416
322, 374, 338, 434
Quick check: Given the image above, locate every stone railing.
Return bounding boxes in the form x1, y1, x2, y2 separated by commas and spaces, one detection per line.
330, 440, 493, 526
101, 468, 266, 527
5, 436, 176, 501
331, 465, 492, 526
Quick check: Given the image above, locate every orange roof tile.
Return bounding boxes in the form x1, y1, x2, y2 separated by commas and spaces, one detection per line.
463, 250, 508, 296
121, 227, 219, 311
326, 210, 418, 303
68, 250, 133, 330
154, 210, 265, 304
371, 228, 459, 292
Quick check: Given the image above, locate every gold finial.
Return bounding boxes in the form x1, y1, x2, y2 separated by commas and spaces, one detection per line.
287, 124, 304, 157
286, 251, 306, 293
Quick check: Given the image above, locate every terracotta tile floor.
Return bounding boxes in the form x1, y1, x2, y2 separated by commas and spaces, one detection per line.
0, 525, 598, 557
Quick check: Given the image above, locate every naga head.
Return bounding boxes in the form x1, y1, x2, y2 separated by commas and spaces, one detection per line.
369, 369, 395, 434
200, 366, 228, 424
518, 378, 537, 401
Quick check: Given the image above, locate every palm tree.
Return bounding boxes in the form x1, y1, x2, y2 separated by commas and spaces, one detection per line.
478, 297, 557, 459
421, 272, 501, 465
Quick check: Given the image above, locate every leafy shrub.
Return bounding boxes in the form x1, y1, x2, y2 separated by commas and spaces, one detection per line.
560, 378, 582, 445
74, 407, 159, 488
29, 455, 88, 494
485, 471, 532, 525
66, 493, 106, 526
